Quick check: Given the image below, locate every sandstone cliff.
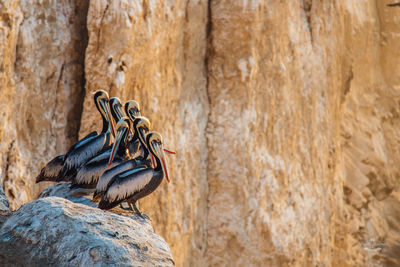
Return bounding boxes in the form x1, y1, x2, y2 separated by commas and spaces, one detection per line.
1, 0, 400, 266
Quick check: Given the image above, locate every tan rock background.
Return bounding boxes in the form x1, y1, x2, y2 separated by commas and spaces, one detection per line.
1, 0, 400, 266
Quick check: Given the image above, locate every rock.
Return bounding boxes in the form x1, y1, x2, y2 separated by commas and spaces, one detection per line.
39, 182, 97, 208
0, 180, 10, 214
0, 0, 88, 209
0, 197, 174, 266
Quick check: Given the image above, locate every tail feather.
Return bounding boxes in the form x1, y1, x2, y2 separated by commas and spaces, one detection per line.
36, 155, 65, 183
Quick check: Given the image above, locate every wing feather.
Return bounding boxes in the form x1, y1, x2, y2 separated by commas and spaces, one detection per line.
105, 168, 152, 202
96, 160, 137, 193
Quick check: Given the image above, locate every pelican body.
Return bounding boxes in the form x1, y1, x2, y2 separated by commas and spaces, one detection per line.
98, 132, 170, 214
56, 90, 115, 182
93, 117, 151, 201
69, 98, 126, 189
70, 118, 131, 189
36, 91, 112, 183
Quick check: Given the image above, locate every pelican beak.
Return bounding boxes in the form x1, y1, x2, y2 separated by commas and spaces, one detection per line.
107, 104, 116, 137
154, 143, 170, 183
163, 148, 176, 155
150, 154, 156, 168
107, 127, 125, 167
116, 104, 124, 121
139, 127, 148, 145
101, 100, 116, 137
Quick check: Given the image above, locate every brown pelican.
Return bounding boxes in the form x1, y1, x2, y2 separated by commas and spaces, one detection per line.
124, 100, 140, 120
36, 92, 113, 183
92, 116, 151, 201
124, 100, 141, 156
70, 118, 133, 189
56, 90, 115, 181
98, 131, 170, 215
109, 97, 124, 125
69, 98, 126, 189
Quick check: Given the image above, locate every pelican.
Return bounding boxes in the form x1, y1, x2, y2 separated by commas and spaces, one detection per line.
56, 90, 115, 181
36, 92, 113, 183
92, 116, 151, 201
69, 99, 126, 189
124, 100, 140, 120
70, 118, 132, 189
98, 131, 170, 216
124, 100, 141, 156
109, 97, 124, 125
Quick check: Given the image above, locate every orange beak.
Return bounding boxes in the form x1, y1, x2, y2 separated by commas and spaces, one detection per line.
107, 126, 126, 166
154, 143, 170, 183
163, 148, 176, 155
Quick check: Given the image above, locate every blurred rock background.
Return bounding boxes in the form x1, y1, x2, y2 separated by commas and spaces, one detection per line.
1, 0, 400, 266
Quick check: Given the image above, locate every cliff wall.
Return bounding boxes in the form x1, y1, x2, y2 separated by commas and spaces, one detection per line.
1, 1, 400, 266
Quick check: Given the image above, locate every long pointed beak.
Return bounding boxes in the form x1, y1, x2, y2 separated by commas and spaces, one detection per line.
155, 143, 170, 183
116, 106, 124, 121
108, 128, 124, 166
102, 101, 116, 137
139, 127, 148, 145
163, 148, 176, 155
150, 154, 155, 168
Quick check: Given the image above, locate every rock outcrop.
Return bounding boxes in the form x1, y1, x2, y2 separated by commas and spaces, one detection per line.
0, 196, 174, 266
0, 179, 9, 214
1, 0, 400, 266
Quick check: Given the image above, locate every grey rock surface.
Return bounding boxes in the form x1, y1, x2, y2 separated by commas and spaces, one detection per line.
39, 182, 97, 208
0, 197, 174, 266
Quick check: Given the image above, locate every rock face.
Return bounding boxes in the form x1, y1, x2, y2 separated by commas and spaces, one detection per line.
0, 0, 88, 209
1, 0, 400, 266
0, 181, 9, 214
0, 197, 174, 266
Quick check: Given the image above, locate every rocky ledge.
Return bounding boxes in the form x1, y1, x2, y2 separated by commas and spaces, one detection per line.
0, 184, 174, 266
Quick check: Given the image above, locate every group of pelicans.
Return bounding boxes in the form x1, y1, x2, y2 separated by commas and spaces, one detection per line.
35, 90, 174, 216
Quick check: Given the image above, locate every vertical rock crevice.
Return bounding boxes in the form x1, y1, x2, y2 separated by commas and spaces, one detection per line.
204, 0, 213, 263
66, 0, 90, 144
302, 0, 313, 43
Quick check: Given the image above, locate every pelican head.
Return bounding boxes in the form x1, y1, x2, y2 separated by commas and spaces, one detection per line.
146, 132, 170, 183
93, 90, 115, 135
109, 97, 124, 122
125, 100, 141, 121
133, 116, 151, 146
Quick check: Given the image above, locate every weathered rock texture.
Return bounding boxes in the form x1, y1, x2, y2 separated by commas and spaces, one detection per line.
1, 0, 400, 266
39, 182, 97, 208
0, 180, 9, 214
0, 0, 88, 209
0, 197, 174, 266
